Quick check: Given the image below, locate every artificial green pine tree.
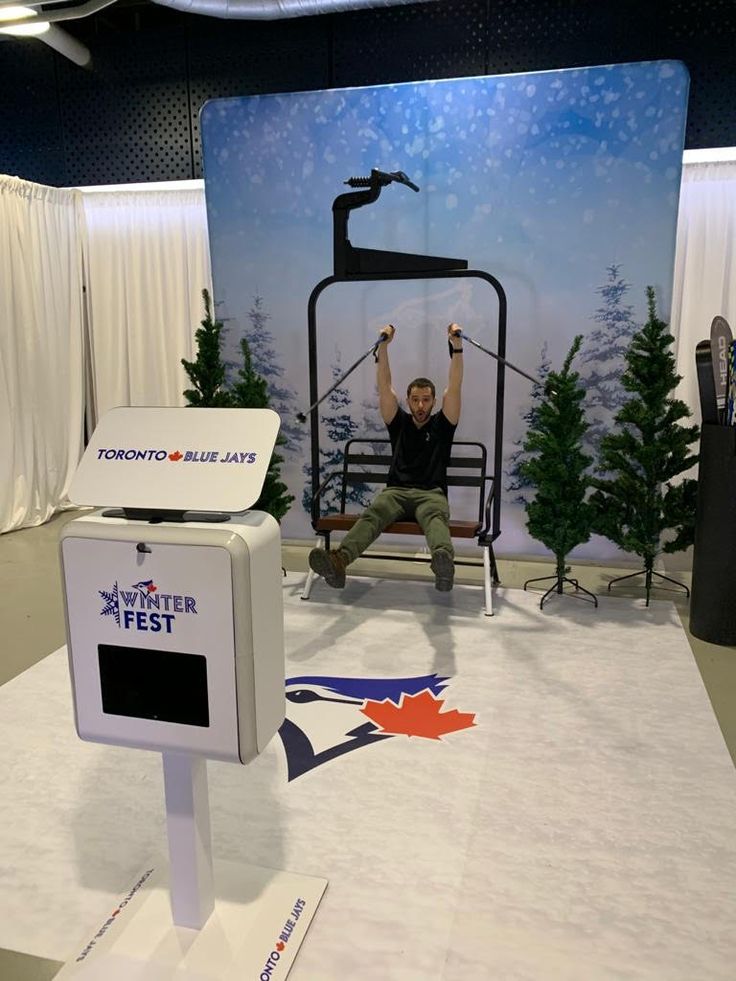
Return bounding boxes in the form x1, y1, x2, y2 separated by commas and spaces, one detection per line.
181, 289, 233, 407
589, 287, 699, 605
230, 335, 294, 523
520, 335, 597, 609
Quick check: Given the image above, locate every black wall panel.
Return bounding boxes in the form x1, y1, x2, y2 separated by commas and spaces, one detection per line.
0, 41, 65, 185
331, 0, 489, 88
57, 27, 191, 184
0, 0, 733, 187
188, 18, 329, 178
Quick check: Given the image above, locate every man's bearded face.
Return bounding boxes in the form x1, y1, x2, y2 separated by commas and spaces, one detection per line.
407, 386, 435, 426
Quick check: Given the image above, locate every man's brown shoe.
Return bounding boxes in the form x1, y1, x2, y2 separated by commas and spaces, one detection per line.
430, 550, 454, 592
308, 547, 348, 588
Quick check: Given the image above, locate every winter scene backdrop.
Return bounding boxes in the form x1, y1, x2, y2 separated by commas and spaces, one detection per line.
200, 60, 689, 558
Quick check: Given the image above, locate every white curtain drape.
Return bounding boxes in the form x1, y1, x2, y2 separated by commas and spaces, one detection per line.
81, 189, 212, 425
672, 160, 736, 423
0, 177, 86, 533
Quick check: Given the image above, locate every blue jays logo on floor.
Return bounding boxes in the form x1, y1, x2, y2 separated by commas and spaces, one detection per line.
278, 673, 476, 781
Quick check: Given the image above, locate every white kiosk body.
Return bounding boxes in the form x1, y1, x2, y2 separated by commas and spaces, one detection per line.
56, 408, 326, 979
61, 511, 283, 764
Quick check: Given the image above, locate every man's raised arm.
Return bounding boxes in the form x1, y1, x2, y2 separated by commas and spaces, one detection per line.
442, 322, 463, 425
377, 323, 399, 424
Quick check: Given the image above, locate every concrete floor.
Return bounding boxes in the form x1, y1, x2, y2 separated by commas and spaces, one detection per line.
1, 510, 734, 980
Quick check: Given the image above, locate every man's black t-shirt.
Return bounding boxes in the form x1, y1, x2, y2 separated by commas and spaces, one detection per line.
386, 406, 457, 495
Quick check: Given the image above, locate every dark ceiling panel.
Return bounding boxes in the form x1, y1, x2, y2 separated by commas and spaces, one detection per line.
0, 40, 65, 184
188, 17, 329, 178
332, 0, 489, 88
57, 26, 192, 184
0, 0, 734, 185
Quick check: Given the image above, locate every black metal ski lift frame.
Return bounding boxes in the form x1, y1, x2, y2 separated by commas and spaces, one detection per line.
306, 170, 507, 545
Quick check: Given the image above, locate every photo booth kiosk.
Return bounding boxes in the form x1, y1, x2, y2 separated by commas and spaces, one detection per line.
57, 407, 326, 980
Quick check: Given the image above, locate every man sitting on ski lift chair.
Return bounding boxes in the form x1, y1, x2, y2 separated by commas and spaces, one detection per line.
308, 322, 464, 591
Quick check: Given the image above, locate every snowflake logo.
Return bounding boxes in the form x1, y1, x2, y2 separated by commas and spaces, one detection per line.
99, 582, 120, 626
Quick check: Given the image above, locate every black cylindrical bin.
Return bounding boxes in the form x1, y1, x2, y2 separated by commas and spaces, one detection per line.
690, 423, 736, 645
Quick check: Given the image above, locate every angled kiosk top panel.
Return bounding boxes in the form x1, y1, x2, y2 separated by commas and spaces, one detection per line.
70, 407, 280, 513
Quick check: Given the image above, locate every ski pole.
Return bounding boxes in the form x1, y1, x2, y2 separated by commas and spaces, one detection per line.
297, 334, 389, 423
457, 331, 542, 387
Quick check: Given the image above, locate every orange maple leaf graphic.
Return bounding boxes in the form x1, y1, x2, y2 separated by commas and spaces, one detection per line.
146, 583, 157, 593
169, 450, 183, 461
361, 690, 476, 740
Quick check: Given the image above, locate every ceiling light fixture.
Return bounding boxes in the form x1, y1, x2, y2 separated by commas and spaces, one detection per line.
0, 4, 49, 34
0, 3, 38, 19
0, 2, 92, 65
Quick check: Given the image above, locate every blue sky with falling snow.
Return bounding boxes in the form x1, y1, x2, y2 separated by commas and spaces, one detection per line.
200, 61, 689, 553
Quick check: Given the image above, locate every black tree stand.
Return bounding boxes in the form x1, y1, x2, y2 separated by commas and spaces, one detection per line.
606, 565, 689, 607
523, 569, 598, 610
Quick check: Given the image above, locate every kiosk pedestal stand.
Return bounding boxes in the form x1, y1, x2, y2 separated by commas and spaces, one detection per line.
162, 751, 214, 929
55, 408, 326, 979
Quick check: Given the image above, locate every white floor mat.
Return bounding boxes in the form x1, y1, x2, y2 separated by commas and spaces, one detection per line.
1, 576, 734, 979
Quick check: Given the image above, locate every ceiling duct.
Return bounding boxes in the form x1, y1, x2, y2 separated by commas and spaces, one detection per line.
0, 0, 434, 66
150, 0, 435, 20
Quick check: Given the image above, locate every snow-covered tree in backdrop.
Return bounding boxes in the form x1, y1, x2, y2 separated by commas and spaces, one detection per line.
302, 352, 375, 515
243, 295, 303, 455
211, 297, 240, 380
230, 335, 294, 523
580, 264, 639, 462
360, 388, 389, 445
504, 342, 551, 504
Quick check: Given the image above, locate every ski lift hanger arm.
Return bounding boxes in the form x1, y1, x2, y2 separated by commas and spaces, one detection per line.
331, 169, 418, 225
332, 168, 464, 277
